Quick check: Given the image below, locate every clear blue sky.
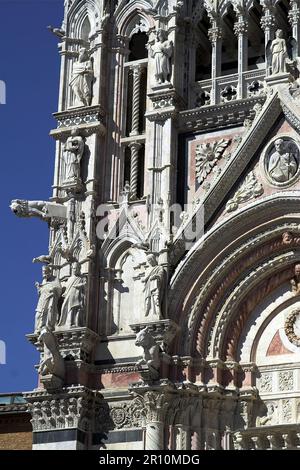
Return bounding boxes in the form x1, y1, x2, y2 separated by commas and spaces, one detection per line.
0, 0, 63, 392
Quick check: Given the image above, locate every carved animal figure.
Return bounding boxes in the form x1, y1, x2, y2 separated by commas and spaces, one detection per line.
38, 327, 65, 380
10, 200, 49, 220
135, 327, 161, 379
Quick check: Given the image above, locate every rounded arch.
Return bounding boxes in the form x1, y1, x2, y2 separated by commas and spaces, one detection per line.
168, 194, 300, 359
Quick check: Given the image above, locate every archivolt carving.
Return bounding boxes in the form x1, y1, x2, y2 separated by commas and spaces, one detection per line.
209, 254, 296, 359
221, 266, 294, 360
170, 194, 300, 317
183, 226, 300, 357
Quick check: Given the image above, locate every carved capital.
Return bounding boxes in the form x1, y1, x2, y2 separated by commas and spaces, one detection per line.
234, 20, 248, 36
208, 27, 222, 43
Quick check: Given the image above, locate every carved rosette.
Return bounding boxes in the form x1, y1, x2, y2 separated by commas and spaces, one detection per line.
195, 139, 230, 185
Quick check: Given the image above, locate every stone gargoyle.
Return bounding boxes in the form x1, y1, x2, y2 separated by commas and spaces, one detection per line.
10, 199, 67, 221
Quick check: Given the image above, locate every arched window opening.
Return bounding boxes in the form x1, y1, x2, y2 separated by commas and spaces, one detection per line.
195, 10, 212, 81
129, 32, 148, 61
81, 16, 91, 41
248, 0, 265, 70
221, 6, 238, 76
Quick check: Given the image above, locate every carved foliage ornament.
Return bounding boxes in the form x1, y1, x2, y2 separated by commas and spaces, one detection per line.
226, 171, 263, 213
195, 139, 230, 184
284, 309, 300, 347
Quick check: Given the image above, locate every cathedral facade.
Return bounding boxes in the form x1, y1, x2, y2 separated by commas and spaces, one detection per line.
11, 0, 300, 450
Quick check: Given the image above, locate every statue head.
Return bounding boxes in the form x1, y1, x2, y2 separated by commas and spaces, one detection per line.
42, 265, 52, 281
295, 264, 300, 279
78, 47, 89, 62
275, 29, 283, 39
157, 29, 167, 42
282, 232, 293, 244
10, 199, 28, 217
135, 327, 154, 348
72, 262, 81, 276
146, 254, 157, 267
275, 138, 284, 153
70, 127, 80, 138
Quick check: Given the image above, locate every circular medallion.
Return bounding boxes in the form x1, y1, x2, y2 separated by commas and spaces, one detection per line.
263, 137, 300, 188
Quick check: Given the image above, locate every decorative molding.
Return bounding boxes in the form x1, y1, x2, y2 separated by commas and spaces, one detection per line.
284, 309, 300, 347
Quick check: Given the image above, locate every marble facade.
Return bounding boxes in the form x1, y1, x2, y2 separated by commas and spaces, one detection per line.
11, 0, 300, 450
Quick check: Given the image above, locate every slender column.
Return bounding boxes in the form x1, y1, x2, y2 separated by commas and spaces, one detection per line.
191, 429, 201, 450
130, 65, 143, 137
261, 6, 276, 77
234, 16, 248, 99
289, 1, 300, 57
208, 25, 222, 105
145, 422, 164, 450
128, 142, 142, 200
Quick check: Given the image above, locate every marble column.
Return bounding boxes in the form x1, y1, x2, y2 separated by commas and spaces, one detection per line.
208, 25, 222, 105
289, 1, 300, 57
261, 6, 276, 76
234, 16, 248, 99
130, 64, 143, 137
145, 421, 165, 450
128, 142, 142, 199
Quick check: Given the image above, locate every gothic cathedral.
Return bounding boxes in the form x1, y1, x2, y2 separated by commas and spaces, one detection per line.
11, 0, 300, 450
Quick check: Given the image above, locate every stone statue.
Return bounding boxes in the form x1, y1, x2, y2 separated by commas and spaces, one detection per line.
69, 47, 93, 107
291, 264, 300, 295
58, 262, 86, 329
271, 29, 288, 75
135, 327, 161, 380
148, 29, 173, 84
268, 139, 298, 183
63, 128, 85, 185
143, 254, 167, 319
257, 402, 278, 426
38, 327, 65, 388
35, 266, 62, 334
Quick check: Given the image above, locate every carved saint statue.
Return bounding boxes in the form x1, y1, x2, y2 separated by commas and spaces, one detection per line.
291, 264, 300, 295
271, 29, 288, 75
35, 266, 62, 334
69, 47, 93, 107
58, 262, 86, 328
143, 254, 166, 319
148, 29, 173, 84
63, 128, 85, 184
268, 139, 298, 183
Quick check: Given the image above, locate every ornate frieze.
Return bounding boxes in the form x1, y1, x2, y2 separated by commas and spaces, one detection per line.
24, 386, 103, 433
51, 105, 106, 138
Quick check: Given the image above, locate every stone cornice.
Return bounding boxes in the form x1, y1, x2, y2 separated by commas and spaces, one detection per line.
178, 95, 266, 132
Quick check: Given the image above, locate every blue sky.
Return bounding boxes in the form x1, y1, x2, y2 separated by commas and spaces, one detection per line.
0, 0, 63, 392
